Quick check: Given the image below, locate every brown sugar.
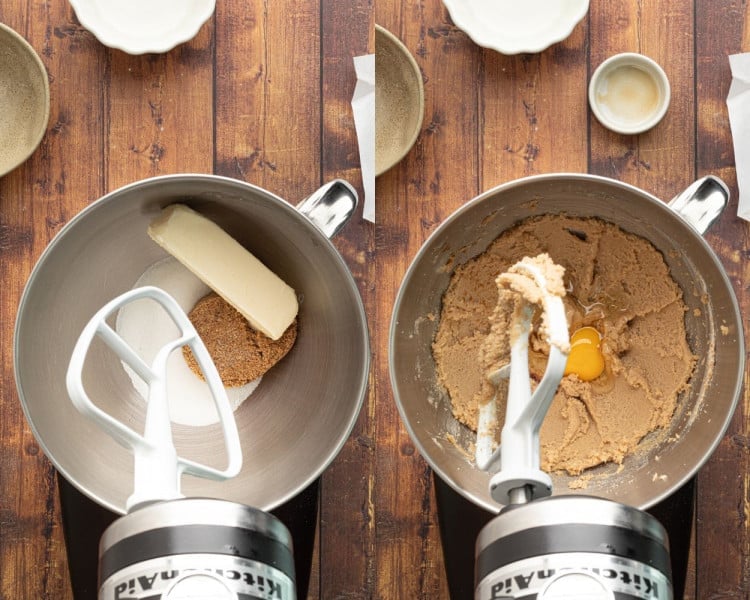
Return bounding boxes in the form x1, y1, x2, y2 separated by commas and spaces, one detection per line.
183, 292, 297, 387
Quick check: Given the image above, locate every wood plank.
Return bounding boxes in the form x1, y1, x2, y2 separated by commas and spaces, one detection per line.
374, 0, 481, 596
319, 0, 376, 597
0, 2, 107, 598
214, 0, 320, 198
694, 1, 750, 597
213, 2, 266, 181
480, 20, 589, 185
106, 23, 215, 186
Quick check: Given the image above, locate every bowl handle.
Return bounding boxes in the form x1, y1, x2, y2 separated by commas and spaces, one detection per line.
668, 175, 730, 235
297, 179, 358, 238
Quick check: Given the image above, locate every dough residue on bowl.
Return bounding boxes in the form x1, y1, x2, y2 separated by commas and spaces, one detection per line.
432, 215, 697, 475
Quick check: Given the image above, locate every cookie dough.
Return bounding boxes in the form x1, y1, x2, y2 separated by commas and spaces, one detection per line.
183, 292, 297, 387
477, 253, 568, 409
432, 215, 696, 475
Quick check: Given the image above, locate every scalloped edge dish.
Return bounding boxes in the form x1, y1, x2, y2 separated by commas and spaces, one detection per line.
68, 0, 216, 55
442, 0, 590, 55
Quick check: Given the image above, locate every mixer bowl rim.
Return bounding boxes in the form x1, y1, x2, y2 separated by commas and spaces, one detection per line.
389, 171, 745, 512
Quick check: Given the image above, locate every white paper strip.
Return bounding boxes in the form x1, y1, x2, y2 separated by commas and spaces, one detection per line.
352, 53, 375, 223
727, 53, 750, 222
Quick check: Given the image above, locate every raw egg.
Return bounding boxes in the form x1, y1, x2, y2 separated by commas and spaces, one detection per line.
564, 326, 605, 381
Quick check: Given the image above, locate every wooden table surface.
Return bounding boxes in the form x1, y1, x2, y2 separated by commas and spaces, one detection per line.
0, 2, 374, 599
1, 1, 749, 599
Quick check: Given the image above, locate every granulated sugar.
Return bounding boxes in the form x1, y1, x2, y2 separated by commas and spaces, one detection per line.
115, 256, 260, 427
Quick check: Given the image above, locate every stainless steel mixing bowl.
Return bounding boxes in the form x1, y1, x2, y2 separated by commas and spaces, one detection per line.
390, 173, 744, 512
15, 174, 370, 514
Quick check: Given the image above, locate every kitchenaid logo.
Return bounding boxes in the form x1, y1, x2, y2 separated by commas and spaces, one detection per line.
106, 565, 291, 600
477, 553, 670, 600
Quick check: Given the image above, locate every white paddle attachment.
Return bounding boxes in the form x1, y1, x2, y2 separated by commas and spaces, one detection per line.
66, 286, 242, 511
475, 255, 570, 506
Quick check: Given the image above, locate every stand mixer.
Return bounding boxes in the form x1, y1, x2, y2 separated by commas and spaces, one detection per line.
388, 174, 744, 600
470, 257, 673, 600
66, 287, 297, 599
13, 175, 370, 599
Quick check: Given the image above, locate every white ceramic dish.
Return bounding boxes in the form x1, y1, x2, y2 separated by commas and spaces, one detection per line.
589, 52, 671, 135
68, 0, 216, 55
442, 0, 590, 55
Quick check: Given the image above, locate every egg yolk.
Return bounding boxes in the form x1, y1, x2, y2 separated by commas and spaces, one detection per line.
564, 326, 605, 381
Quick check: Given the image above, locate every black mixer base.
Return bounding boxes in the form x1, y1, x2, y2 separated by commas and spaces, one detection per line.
57, 474, 319, 599
59, 472, 691, 598
434, 474, 694, 599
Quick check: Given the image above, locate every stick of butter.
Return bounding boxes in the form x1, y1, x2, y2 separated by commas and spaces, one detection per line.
148, 204, 298, 341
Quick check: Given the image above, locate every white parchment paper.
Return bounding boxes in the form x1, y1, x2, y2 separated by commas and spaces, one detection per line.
727, 53, 750, 222
352, 54, 375, 223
